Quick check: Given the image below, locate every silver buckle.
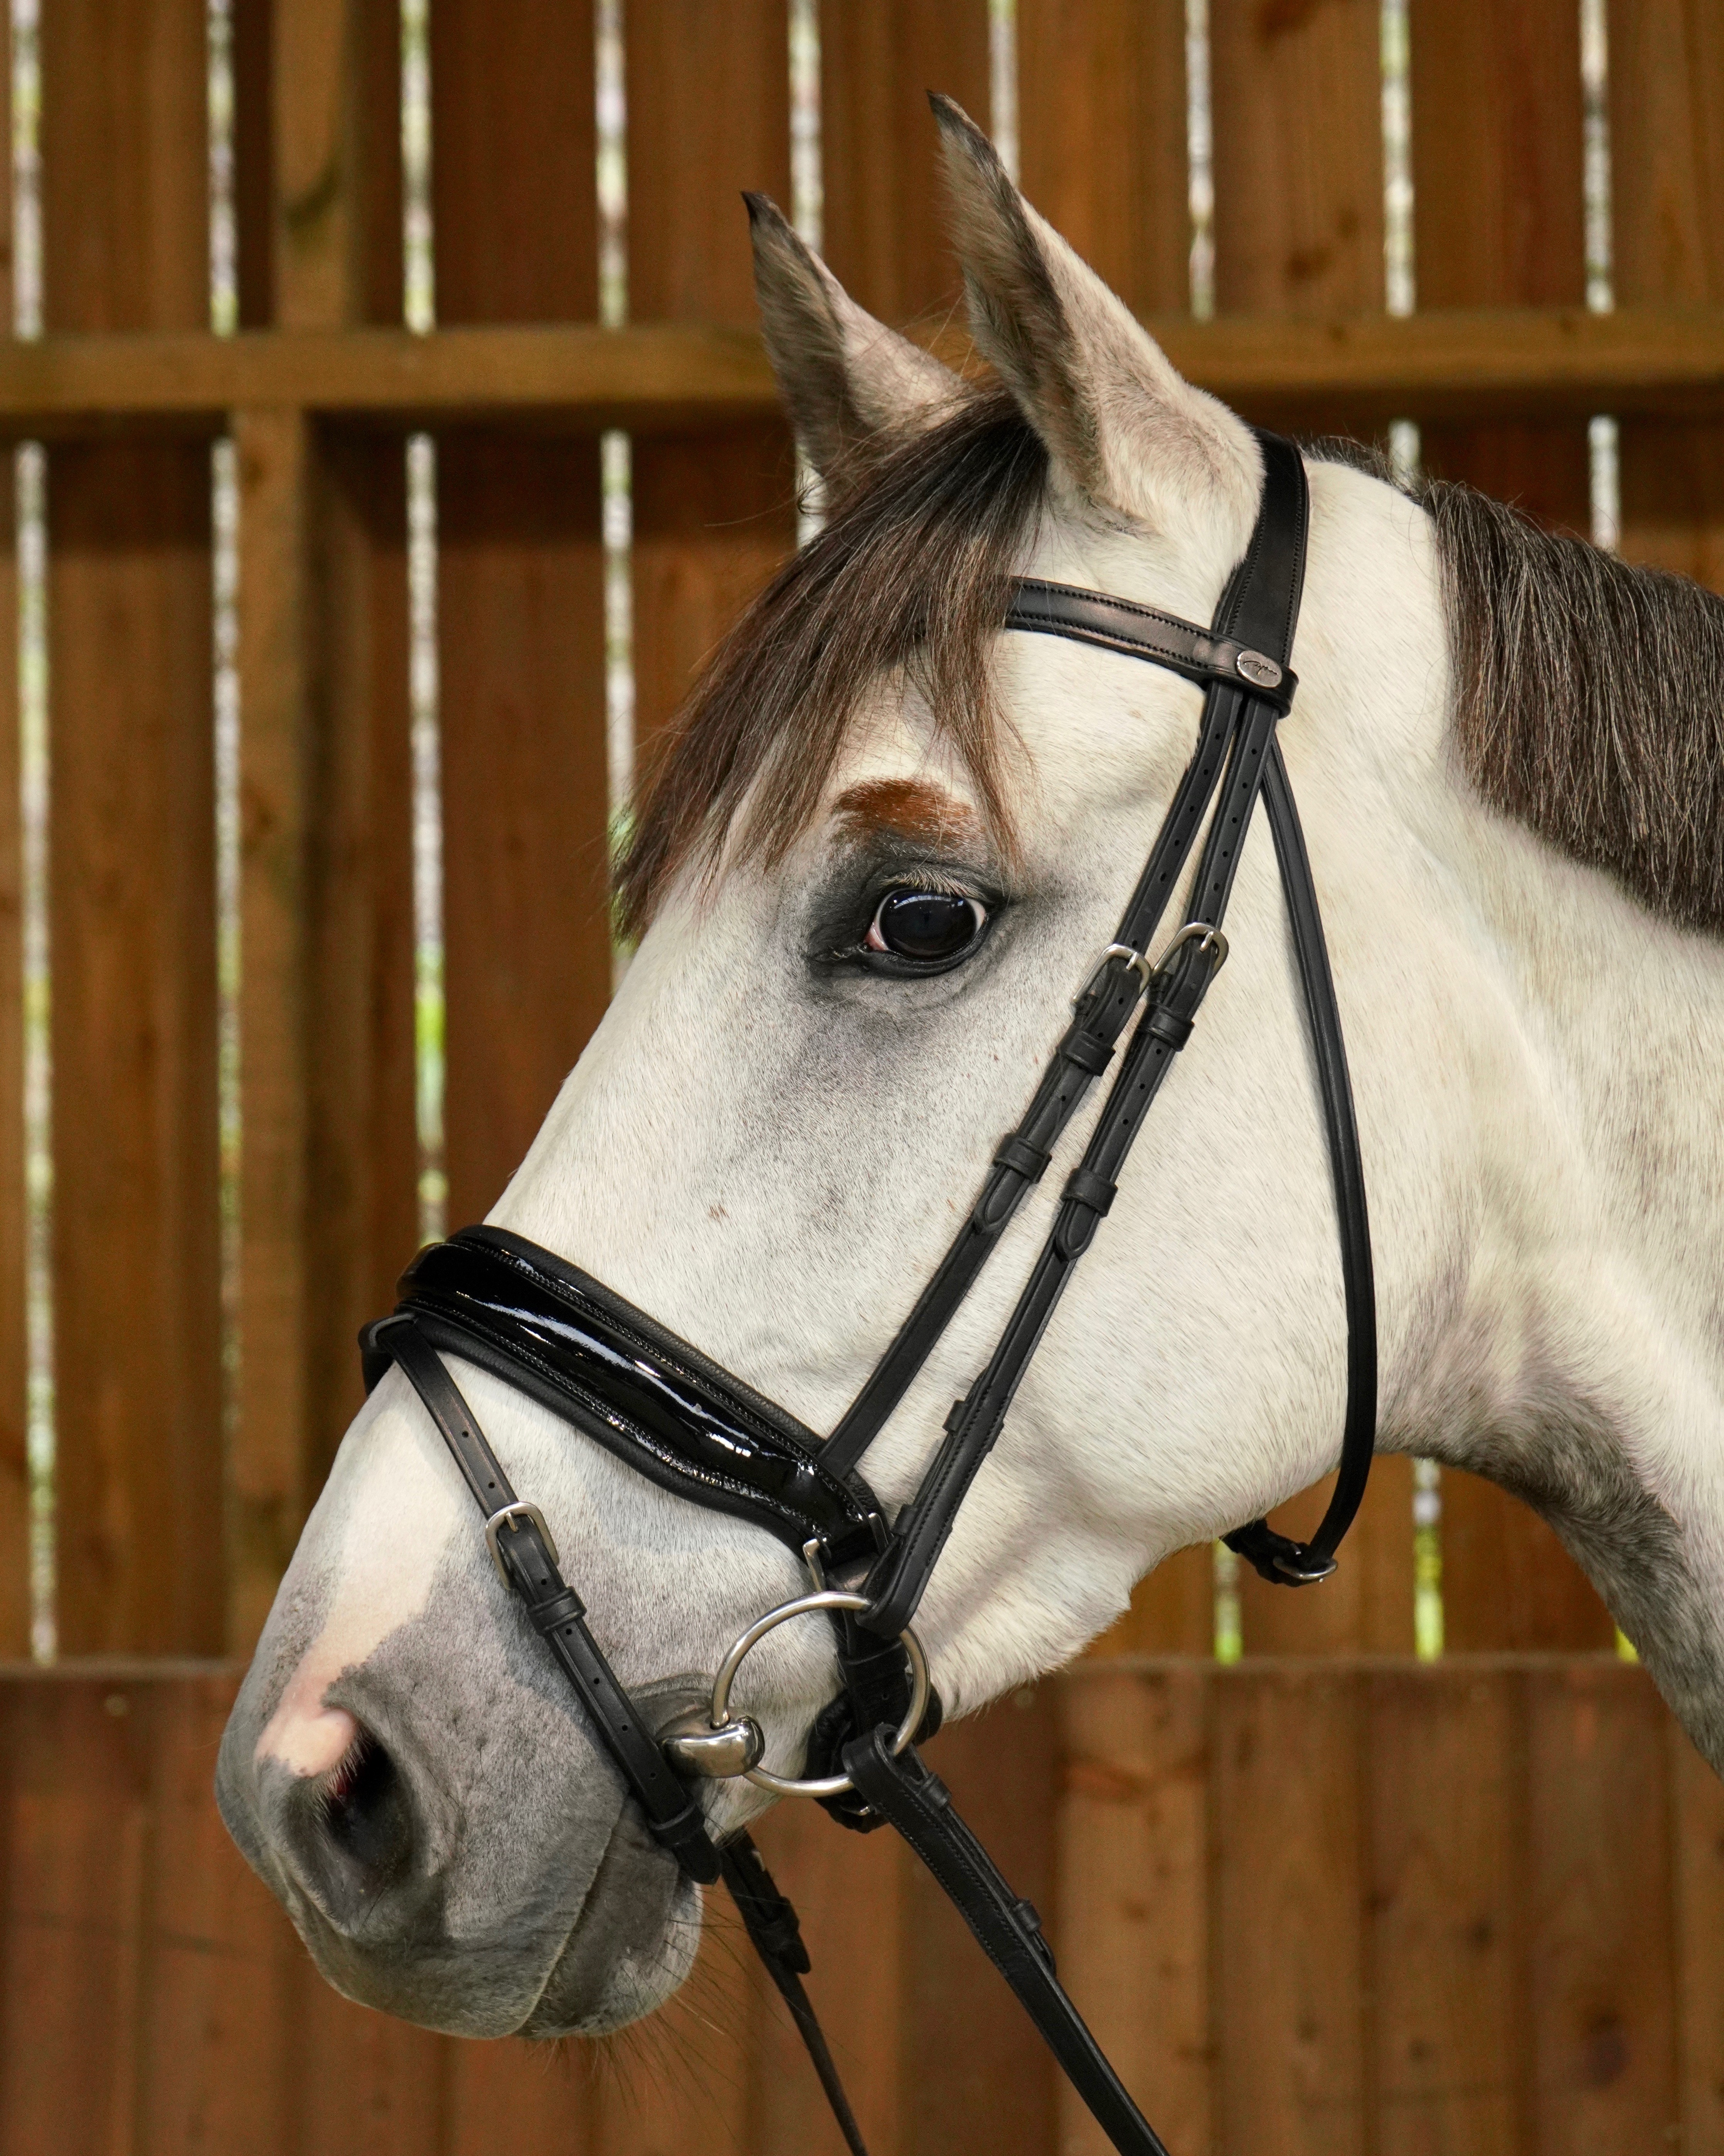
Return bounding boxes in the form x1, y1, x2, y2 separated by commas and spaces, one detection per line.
1150, 920, 1229, 979
483, 1500, 559, 1585
1074, 941, 1153, 1009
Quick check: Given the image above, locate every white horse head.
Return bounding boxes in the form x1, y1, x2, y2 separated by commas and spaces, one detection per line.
218, 101, 1724, 2040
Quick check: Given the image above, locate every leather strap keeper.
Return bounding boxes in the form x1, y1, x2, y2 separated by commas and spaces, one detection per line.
1063, 1167, 1117, 1218
1061, 1028, 1115, 1076
994, 1133, 1052, 1180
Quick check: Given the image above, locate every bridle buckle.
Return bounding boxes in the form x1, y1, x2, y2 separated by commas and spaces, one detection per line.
483, 1500, 558, 1584
1073, 941, 1153, 1009
1150, 919, 1229, 980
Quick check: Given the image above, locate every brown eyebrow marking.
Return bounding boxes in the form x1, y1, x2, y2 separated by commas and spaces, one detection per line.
833, 777, 985, 852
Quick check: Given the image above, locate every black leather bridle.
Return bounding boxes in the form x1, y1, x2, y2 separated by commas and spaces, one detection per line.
359, 431, 1375, 2156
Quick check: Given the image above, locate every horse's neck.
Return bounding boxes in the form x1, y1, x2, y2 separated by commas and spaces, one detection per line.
1433, 801, 1724, 1397
1397, 766, 1724, 1753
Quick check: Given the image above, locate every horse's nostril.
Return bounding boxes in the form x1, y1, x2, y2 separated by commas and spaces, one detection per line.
320, 1729, 413, 1887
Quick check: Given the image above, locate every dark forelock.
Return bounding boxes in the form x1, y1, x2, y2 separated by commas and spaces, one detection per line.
616, 388, 1048, 934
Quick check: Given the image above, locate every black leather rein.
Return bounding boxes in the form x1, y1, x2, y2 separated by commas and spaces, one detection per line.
359, 431, 1376, 2156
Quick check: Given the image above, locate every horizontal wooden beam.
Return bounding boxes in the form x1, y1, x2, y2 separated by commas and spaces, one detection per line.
0, 322, 778, 435
0, 308, 1715, 436
1162, 305, 1724, 429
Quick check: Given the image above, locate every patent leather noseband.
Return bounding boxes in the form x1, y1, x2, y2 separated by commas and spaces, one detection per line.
361, 431, 1375, 2156
375, 1230, 886, 1564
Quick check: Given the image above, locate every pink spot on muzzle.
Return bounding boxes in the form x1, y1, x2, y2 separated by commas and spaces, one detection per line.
257, 1665, 362, 1780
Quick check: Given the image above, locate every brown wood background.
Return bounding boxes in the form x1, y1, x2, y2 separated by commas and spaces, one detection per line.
0, 1, 1721, 2150
2, 1658, 1721, 2156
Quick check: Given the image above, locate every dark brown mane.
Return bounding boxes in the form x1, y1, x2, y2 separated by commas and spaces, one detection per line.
616, 388, 1047, 933
1426, 480, 1724, 929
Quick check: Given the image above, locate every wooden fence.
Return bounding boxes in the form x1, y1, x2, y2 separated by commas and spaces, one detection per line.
3, 1656, 1721, 2156
0, 1, 1721, 2151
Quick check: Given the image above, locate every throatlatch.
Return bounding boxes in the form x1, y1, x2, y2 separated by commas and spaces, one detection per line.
360, 431, 1377, 2156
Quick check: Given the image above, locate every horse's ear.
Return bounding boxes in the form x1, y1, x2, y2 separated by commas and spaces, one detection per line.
746, 192, 963, 482
931, 96, 1259, 539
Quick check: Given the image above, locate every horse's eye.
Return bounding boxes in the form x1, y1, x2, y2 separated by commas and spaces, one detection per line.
866, 888, 987, 962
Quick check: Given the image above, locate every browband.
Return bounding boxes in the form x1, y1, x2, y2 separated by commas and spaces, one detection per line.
1007, 576, 1298, 710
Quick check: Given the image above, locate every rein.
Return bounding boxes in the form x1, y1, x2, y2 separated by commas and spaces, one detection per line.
360, 431, 1375, 2156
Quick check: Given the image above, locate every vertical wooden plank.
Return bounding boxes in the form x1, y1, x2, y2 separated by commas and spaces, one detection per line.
1409, 0, 1586, 303
0, 468, 22, 1659
1615, 426, 1724, 591
232, 0, 276, 330
40, 0, 209, 335
1016, 0, 1189, 321
42, 0, 221, 1658
49, 446, 222, 1656
1671, 1720, 1724, 2155
227, 0, 412, 1646
750, 1799, 906, 2156
627, 0, 788, 331
430, 0, 609, 1225
431, 0, 597, 323
818, 0, 992, 328
297, 1968, 448, 2156
1524, 1664, 1678, 2152
1211, 0, 1386, 316
0, 0, 19, 1658
437, 444, 609, 1223
232, 409, 315, 1653
1368, 1666, 1526, 2155
448, 2036, 591, 2156
902, 1690, 1059, 2156
1440, 1471, 1616, 1653
626, 0, 798, 782
0, 0, 12, 342
1241, 1456, 1416, 1655
1610, 0, 1724, 316
273, 0, 405, 330
1611, 0, 1724, 594
303, 432, 417, 1491
1410, 0, 1591, 526
133, 1672, 303, 2154
1056, 1666, 1212, 2156
0, 1680, 155, 2151
1212, 1666, 1367, 2156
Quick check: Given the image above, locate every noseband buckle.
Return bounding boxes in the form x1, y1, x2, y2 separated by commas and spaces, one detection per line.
483, 1499, 559, 1584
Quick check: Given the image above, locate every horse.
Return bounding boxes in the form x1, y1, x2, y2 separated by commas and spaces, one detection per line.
217, 98, 1724, 2050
